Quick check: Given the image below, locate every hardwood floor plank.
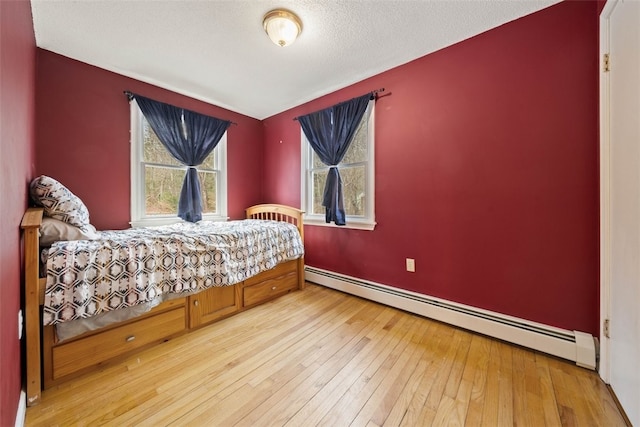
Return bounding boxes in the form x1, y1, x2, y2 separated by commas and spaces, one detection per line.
238, 304, 404, 426
578, 375, 627, 426
349, 318, 434, 426
443, 329, 472, 400
423, 325, 461, 413
434, 395, 463, 426
433, 330, 473, 426
497, 341, 514, 426
453, 333, 485, 426
399, 322, 462, 426
287, 314, 420, 426
454, 377, 473, 426
535, 353, 564, 425
124, 291, 363, 426
511, 347, 529, 427
480, 340, 501, 426
211, 305, 400, 426
55, 286, 332, 426
461, 334, 491, 426
519, 348, 548, 427
381, 357, 431, 427
25, 284, 628, 427
398, 355, 441, 427
548, 357, 622, 427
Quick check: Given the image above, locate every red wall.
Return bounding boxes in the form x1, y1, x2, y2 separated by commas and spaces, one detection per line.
0, 0, 36, 424
263, 1, 600, 335
36, 51, 264, 230
0, 1, 601, 421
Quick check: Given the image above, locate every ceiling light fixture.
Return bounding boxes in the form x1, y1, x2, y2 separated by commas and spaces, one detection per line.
263, 9, 302, 47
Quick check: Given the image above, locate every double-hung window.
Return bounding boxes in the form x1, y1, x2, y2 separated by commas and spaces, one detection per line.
130, 100, 227, 227
301, 101, 376, 230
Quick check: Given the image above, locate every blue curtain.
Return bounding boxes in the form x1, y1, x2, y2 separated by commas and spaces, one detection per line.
298, 93, 372, 225
132, 94, 231, 222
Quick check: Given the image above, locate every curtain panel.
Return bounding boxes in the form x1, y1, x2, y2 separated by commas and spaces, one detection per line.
298, 93, 372, 225
131, 94, 231, 222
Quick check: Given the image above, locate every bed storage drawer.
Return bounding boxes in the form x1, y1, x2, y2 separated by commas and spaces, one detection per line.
50, 306, 186, 380
244, 259, 298, 287
243, 270, 298, 308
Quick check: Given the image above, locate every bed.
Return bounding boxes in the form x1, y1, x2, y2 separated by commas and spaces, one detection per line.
21, 202, 305, 406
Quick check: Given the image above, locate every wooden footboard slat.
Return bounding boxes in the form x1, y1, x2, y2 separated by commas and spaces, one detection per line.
21, 207, 44, 406
246, 203, 304, 240
39, 278, 46, 306
246, 204, 305, 290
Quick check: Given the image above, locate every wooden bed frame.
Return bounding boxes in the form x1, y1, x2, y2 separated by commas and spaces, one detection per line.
21, 204, 304, 406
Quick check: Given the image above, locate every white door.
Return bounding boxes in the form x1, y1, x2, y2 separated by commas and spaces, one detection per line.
600, 0, 640, 424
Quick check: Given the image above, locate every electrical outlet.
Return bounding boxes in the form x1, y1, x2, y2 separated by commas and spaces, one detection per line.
406, 258, 415, 272
18, 310, 23, 340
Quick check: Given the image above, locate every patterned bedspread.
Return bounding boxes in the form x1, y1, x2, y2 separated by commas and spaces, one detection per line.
43, 219, 304, 326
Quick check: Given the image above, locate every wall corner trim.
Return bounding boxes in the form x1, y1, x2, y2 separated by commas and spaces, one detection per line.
15, 390, 26, 427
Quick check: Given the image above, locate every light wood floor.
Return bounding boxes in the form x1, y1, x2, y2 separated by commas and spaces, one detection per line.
26, 283, 627, 426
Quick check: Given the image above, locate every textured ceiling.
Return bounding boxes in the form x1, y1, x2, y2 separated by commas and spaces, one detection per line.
30, 0, 560, 120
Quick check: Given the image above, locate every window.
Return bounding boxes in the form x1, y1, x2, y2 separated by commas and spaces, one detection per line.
301, 101, 375, 230
130, 100, 227, 227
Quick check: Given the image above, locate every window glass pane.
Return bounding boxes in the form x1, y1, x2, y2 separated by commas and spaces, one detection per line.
341, 165, 366, 216
312, 167, 365, 217
311, 170, 328, 215
312, 151, 325, 169
145, 167, 217, 216
145, 166, 183, 215
341, 115, 368, 165
199, 151, 216, 170
143, 120, 182, 166
309, 113, 368, 168
198, 171, 217, 213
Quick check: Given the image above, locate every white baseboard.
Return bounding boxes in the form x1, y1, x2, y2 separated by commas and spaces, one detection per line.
305, 266, 596, 369
15, 390, 25, 427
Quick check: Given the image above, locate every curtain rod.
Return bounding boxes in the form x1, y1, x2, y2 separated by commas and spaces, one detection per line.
123, 91, 237, 126
292, 88, 385, 121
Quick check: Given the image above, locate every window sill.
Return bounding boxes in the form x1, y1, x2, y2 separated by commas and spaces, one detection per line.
303, 216, 376, 231
130, 215, 229, 228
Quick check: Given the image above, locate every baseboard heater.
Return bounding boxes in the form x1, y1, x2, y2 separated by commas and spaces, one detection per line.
305, 266, 597, 370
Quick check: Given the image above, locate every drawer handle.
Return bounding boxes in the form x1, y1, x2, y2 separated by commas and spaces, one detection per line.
126, 335, 136, 342
271, 286, 277, 290
194, 300, 199, 307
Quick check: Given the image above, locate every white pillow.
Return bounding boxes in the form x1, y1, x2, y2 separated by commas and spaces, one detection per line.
39, 217, 100, 246
30, 175, 90, 227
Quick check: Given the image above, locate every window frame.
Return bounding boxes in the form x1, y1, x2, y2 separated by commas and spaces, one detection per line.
130, 100, 227, 228
300, 101, 376, 230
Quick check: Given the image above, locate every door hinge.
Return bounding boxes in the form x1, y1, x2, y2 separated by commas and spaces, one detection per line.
603, 53, 610, 72
603, 318, 610, 339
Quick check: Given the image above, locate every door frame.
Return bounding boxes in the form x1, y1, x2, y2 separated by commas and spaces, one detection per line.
598, 0, 616, 384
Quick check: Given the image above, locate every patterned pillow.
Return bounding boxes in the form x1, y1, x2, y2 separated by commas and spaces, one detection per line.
30, 175, 90, 227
